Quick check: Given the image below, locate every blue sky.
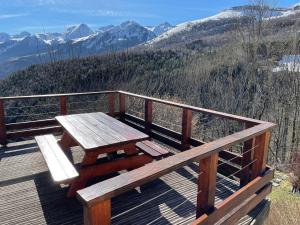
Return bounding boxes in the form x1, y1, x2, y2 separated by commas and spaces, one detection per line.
1, 0, 299, 34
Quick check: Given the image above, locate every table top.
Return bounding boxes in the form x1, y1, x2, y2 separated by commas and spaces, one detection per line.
56, 112, 149, 150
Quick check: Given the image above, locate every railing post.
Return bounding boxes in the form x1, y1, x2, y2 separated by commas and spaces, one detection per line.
108, 93, 115, 116
196, 153, 218, 218
181, 108, 192, 150
0, 99, 7, 146
83, 199, 111, 225
60, 96, 67, 115
119, 93, 125, 121
145, 99, 153, 134
251, 131, 271, 179
240, 122, 256, 187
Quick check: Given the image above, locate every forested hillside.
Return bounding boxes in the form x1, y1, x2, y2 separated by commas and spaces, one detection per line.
0, 3, 299, 167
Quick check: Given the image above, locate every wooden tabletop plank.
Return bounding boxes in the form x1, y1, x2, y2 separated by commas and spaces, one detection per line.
89, 113, 147, 140
56, 112, 148, 151
56, 115, 100, 149
81, 114, 128, 143
66, 115, 111, 147
71, 114, 121, 144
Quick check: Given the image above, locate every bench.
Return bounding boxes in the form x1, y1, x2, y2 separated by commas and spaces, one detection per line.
136, 140, 169, 159
35, 134, 79, 183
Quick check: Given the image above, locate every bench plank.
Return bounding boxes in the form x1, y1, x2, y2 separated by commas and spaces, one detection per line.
35, 134, 79, 183
136, 141, 169, 159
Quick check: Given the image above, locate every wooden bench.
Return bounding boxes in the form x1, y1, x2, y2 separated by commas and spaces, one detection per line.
136, 140, 169, 159
35, 134, 79, 183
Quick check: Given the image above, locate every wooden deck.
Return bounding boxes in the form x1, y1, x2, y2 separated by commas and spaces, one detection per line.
1, 139, 268, 225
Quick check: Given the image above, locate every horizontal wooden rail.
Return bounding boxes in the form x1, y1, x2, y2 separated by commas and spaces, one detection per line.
7, 126, 62, 139
0, 91, 116, 100
124, 113, 205, 150
6, 119, 58, 130
77, 122, 275, 206
118, 91, 266, 124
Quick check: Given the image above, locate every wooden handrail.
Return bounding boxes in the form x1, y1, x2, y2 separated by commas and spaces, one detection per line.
118, 91, 266, 124
0, 91, 116, 100
77, 122, 275, 206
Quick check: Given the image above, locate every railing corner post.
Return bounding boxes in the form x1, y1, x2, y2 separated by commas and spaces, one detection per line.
240, 122, 256, 187
251, 130, 271, 179
83, 200, 111, 225
181, 108, 192, 150
0, 99, 7, 146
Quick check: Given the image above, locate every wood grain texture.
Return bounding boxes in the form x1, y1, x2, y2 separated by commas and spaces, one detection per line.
196, 153, 218, 217
84, 200, 111, 225
35, 134, 79, 183
0, 139, 270, 225
56, 112, 148, 150
136, 140, 169, 159
77, 123, 274, 207
251, 131, 271, 179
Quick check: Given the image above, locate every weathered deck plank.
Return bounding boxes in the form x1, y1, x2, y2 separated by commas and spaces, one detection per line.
0, 139, 267, 225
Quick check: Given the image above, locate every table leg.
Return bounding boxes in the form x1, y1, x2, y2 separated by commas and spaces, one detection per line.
124, 143, 138, 156
59, 132, 77, 151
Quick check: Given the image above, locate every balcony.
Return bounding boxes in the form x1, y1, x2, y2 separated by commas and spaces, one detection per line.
0, 91, 276, 225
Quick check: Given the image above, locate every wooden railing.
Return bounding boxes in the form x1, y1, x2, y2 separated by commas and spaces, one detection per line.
0, 90, 276, 225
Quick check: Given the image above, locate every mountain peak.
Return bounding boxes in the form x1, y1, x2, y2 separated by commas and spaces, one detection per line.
146, 22, 173, 36
12, 31, 31, 39
120, 21, 140, 27
64, 24, 94, 41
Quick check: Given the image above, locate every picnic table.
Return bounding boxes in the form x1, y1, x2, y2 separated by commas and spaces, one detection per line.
35, 112, 169, 197
57, 112, 153, 196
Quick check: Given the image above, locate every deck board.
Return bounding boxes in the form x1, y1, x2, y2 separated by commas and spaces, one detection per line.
0, 139, 267, 225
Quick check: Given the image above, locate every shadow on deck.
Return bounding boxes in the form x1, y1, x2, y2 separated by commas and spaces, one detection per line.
0, 140, 268, 225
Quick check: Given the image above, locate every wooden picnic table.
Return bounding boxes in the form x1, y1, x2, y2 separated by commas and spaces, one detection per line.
55, 112, 150, 197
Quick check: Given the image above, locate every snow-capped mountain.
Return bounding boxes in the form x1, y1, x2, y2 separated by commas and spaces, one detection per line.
146, 22, 174, 36
146, 5, 300, 47
63, 24, 94, 41
0, 21, 160, 76
71, 21, 156, 55
1, 3, 299, 77
12, 31, 31, 39
97, 25, 115, 33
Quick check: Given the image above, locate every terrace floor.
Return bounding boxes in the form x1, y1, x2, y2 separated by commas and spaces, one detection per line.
0, 139, 268, 225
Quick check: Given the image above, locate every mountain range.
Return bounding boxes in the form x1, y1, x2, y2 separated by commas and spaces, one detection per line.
0, 4, 300, 77
0, 22, 173, 77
